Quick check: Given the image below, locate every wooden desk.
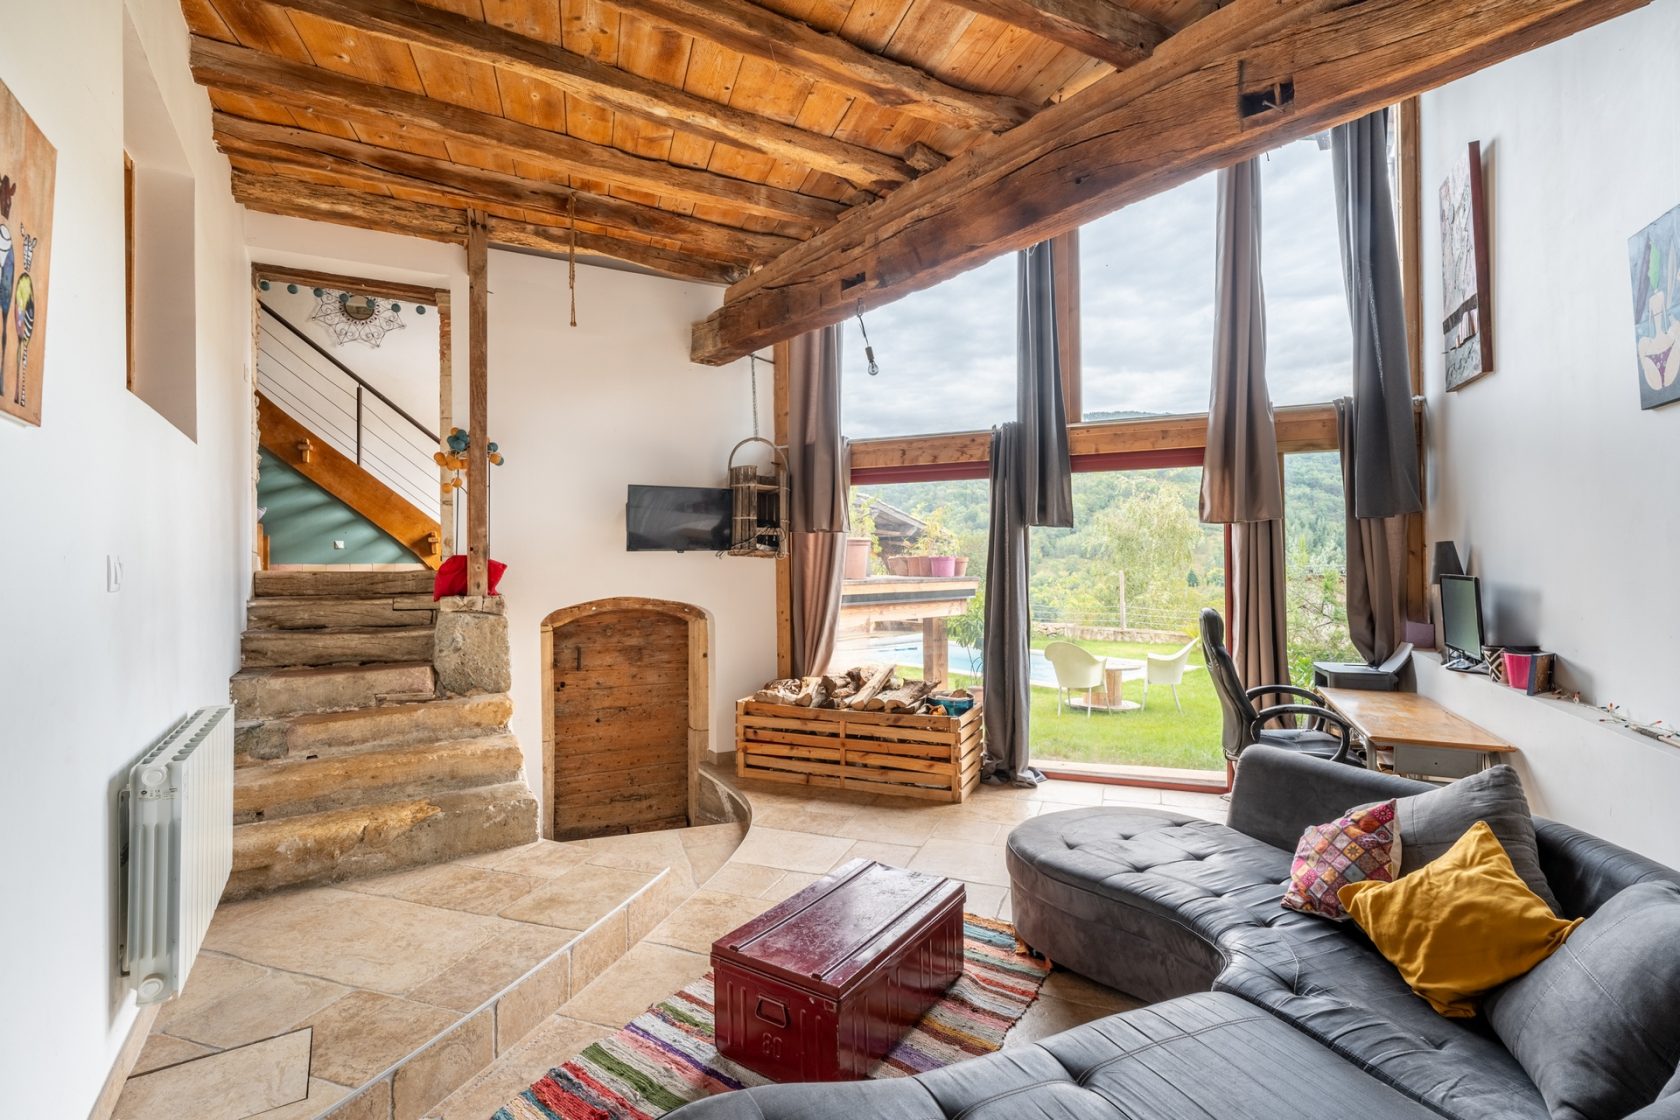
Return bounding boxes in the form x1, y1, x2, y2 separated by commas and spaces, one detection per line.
1318, 688, 1516, 780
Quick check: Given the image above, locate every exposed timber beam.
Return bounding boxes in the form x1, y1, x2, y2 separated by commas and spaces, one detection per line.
254, 0, 913, 189
190, 36, 844, 229
230, 173, 745, 285
213, 113, 797, 264
945, 0, 1169, 68
691, 0, 1649, 364
604, 0, 1033, 134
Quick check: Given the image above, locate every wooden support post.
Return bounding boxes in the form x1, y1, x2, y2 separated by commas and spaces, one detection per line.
466, 209, 490, 597
773, 340, 794, 679
1052, 229, 1082, 423
923, 617, 950, 689
1399, 97, 1428, 623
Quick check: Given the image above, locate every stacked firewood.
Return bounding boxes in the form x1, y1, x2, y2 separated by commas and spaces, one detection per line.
751, 666, 972, 715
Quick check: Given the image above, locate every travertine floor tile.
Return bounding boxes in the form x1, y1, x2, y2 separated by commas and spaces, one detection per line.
955, 881, 1008, 916
646, 890, 771, 954
837, 840, 920, 869
132, 1034, 214, 1077
561, 942, 708, 1029
758, 871, 822, 902
578, 830, 691, 874
729, 826, 856, 873
828, 806, 940, 846
1041, 969, 1142, 1012
168, 967, 350, 1050
350, 862, 545, 916
1005, 995, 1111, 1047
206, 888, 515, 994
498, 864, 656, 930
155, 953, 268, 1037
747, 801, 861, 835
248, 1077, 350, 1120
115, 1027, 311, 1120
1101, 784, 1165, 805
424, 1015, 606, 1120
300, 991, 460, 1087
489, 840, 595, 879
702, 862, 786, 899
909, 838, 1012, 887
1024, 781, 1107, 806
404, 924, 577, 1013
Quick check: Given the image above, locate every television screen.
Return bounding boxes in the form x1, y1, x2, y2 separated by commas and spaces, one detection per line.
626, 485, 731, 553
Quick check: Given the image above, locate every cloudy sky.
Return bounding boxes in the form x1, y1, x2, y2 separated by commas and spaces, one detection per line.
841, 138, 1355, 438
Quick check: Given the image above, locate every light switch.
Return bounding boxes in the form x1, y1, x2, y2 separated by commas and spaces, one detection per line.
332, 540, 346, 550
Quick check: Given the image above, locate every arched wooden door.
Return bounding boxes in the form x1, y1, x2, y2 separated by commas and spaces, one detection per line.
541, 598, 708, 840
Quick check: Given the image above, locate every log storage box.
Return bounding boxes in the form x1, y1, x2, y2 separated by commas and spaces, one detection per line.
712, 860, 966, 1083
734, 697, 984, 802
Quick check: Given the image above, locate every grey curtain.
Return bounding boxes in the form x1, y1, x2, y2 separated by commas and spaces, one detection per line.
1337, 398, 1408, 663
787, 326, 849, 677
1201, 159, 1282, 525
1201, 159, 1287, 688
1332, 110, 1421, 519
981, 423, 1042, 787
1019, 241, 1074, 528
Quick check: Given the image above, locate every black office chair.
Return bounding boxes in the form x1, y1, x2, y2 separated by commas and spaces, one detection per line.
1199, 608, 1361, 768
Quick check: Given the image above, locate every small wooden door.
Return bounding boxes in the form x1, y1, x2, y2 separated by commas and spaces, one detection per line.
544, 600, 705, 840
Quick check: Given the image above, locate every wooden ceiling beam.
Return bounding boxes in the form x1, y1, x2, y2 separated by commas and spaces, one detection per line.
190, 36, 844, 229
603, 0, 1034, 134
213, 112, 798, 264
231, 172, 745, 285
691, 0, 1648, 364
944, 0, 1169, 68
253, 0, 913, 189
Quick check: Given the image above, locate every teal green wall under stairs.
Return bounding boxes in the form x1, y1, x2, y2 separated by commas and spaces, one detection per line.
258, 447, 416, 565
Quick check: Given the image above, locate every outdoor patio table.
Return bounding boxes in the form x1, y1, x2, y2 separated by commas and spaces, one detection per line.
1100, 658, 1146, 712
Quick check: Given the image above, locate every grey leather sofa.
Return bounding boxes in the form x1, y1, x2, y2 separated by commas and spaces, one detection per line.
671, 747, 1680, 1120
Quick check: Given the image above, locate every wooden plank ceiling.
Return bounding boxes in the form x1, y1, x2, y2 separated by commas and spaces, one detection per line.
184, 0, 1201, 284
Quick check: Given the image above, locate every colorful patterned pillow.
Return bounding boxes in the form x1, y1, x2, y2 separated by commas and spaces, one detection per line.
1282, 800, 1401, 921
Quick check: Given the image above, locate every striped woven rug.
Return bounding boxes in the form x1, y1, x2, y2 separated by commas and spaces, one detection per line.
493, 915, 1050, 1120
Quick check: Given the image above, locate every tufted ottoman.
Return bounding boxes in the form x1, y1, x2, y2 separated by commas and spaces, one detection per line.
1005, 806, 1292, 1003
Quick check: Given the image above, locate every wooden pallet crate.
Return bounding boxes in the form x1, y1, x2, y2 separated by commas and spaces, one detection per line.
735, 698, 984, 802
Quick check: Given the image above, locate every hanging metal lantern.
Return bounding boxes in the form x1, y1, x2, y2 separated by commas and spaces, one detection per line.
727, 436, 788, 559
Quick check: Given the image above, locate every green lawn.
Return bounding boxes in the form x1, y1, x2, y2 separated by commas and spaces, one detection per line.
911, 635, 1228, 773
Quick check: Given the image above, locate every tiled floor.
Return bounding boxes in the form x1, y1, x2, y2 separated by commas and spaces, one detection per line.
426, 774, 1229, 1120
118, 822, 743, 1120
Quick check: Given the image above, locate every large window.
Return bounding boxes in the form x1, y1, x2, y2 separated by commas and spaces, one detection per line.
841, 253, 1018, 439
1261, 137, 1356, 406
1284, 451, 1357, 685
1079, 172, 1218, 419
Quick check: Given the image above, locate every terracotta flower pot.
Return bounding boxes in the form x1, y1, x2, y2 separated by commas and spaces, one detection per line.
885, 555, 910, 576
952, 557, 970, 576
908, 556, 932, 577
844, 536, 872, 580
929, 556, 957, 577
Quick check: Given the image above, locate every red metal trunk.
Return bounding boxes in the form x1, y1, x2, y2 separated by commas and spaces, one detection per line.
712, 860, 966, 1082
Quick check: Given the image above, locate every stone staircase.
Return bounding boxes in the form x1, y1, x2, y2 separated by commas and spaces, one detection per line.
226, 569, 538, 898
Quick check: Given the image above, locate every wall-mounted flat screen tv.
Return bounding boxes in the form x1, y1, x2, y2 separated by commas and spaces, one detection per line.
626, 485, 731, 553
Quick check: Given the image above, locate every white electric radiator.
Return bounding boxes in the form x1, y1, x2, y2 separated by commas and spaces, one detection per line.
123, 705, 234, 1004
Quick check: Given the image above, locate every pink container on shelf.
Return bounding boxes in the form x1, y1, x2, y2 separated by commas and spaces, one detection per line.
929, 556, 957, 577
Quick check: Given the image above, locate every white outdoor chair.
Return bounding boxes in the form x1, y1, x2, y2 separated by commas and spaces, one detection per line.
1044, 641, 1105, 717
1143, 640, 1196, 712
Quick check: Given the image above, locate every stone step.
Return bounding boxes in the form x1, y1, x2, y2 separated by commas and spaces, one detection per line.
244, 594, 438, 631
230, 662, 436, 720
241, 625, 435, 669
234, 734, 526, 824
225, 781, 539, 899
235, 693, 513, 765
253, 569, 435, 599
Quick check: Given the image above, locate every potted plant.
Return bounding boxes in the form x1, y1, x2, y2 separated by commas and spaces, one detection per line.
846, 495, 878, 580
917, 515, 959, 577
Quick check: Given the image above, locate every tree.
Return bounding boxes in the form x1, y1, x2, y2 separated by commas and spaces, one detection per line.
1091, 487, 1204, 621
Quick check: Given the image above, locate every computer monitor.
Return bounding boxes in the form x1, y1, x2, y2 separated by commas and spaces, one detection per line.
1439, 574, 1486, 672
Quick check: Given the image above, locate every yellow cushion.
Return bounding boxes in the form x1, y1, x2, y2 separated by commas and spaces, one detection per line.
1337, 820, 1581, 1018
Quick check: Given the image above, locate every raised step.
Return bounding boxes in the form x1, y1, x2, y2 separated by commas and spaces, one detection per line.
244, 593, 438, 631
230, 662, 436, 720
241, 625, 435, 668
254, 568, 434, 599
235, 693, 513, 765
225, 781, 539, 899
234, 734, 526, 823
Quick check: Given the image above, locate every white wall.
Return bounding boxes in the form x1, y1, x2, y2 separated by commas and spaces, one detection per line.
242, 214, 777, 821
486, 250, 775, 807
1418, 0, 1680, 865
0, 0, 251, 1114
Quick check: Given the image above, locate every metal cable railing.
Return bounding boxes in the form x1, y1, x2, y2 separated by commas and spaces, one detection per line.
256, 303, 440, 520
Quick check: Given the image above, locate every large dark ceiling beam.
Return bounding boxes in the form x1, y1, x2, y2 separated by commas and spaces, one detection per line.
253, 0, 913, 189
213, 113, 798, 264
944, 0, 1170, 68
604, 0, 1034, 133
691, 0, 1648, 364
190, 36, 844, 229
231, 173, 746, 285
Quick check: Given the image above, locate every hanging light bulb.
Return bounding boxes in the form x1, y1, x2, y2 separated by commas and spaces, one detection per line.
854, 300, 879, 376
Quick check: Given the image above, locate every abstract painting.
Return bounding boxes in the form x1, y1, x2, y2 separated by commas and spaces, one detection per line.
1440, 142, 1492, 391
1629, 203, 1680, 410
0, 77, 55, 427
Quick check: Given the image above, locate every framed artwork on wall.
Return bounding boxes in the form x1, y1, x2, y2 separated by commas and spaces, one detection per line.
1628, 203, 1680, 411
1440, 141, 1492, 392
0, 76, 56, 427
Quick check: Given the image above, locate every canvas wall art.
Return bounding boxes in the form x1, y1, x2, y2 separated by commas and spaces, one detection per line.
1629, 203, 1680, 410
1440, 141, 1492, 391
0, 77, 55, 427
